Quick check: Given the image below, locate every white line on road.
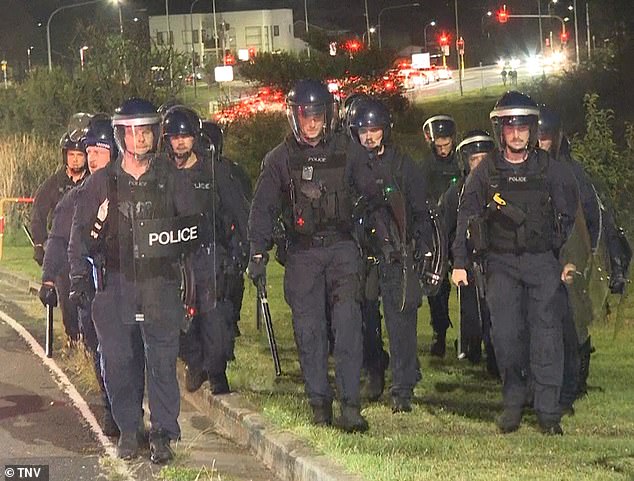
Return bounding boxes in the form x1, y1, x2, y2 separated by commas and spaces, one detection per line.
0, 309, 136, 480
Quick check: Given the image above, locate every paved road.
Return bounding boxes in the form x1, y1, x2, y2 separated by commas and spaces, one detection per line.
0, 273, 279, 481
407, 63, 550, 100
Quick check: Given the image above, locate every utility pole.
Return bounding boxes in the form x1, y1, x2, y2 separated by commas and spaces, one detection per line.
455, 0, 463, 96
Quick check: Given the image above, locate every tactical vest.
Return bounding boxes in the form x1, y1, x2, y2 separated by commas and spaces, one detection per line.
185, 160, 224, 246
284, 137, 353, 237
485, 153, 556, 254
104, 158, 174, 278
426, 154, 460, 202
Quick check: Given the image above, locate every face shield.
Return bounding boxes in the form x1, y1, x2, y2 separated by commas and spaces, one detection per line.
456, 136, 495, 174
113, 120, 161, 161
286, 101, 337, 145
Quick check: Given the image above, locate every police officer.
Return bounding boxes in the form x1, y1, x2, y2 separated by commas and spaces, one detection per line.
31, 130, 88, 343
452, 91, 579, 435
161, 106, 235, 395
422, 115, 460, 357
200, 121, 251, 344
538, 106, 631, 404
39, 114, 118, 436
68, 98, 197, 462
440, 130, 497, 373
349, 98, 432, 412
247, 79, 376, 432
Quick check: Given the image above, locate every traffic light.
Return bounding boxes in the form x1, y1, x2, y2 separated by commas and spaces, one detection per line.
438, 32, 450, 46
497, 5, 509, 23
560, 31, 569, 43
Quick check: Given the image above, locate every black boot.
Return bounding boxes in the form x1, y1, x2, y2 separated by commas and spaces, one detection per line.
577, 337, 592, 399
430, 330, 446, 358
366, 368, 386, 402
538, 419, 564, 436
102, 404, 120, 437
391, 395, 412, 414
209, 372, 230, 395
149, 429, 174, 464
185, 364, 206, 393
339, 405, 369, 433
496, 408, 522, 434
116, 431, 139, 460
310, 400, 333, 426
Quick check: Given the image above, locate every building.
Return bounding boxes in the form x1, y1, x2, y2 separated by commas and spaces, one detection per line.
148, 8, 307, 67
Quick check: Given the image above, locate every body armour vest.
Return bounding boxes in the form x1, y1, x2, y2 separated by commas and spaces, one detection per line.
184, 161, 225, 246
104, 159, 175, 279
426, 154, 460, 202
285, 137, 353, 237
486, 152, 556, 254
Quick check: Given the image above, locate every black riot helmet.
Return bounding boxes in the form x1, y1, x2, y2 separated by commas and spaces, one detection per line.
161, 106, 202, 162
538, 105, 564, 157
83, 113, 117, 162
489, 91, 540, 153
422, 114, 456, 144
456, 129, 495, 175
199, 121, 224, 161
341, 92, 369, 122
112, 97, 161, 160
286, 79, 338, 145
59, 132, 87, 165
348, 98, 393, 147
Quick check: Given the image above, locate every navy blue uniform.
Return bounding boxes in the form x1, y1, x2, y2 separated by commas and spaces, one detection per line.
453, 149, 578, 424
248, 133, 376, 409
32, 168, 87, 340
361, 146, 431, 402
422, 153, 460, 344
68, 157, 196, 440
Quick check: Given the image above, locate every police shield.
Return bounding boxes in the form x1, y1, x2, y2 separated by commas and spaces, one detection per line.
414, 204, 448, 298
133, 213, 204, 259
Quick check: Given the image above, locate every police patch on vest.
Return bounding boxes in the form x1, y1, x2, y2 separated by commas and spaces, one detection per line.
133, 213, 204, 258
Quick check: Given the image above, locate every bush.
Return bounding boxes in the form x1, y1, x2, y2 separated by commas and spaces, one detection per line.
223, 112, 289, 181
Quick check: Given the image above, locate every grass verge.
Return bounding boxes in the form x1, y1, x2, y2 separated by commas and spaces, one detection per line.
2, 238, 633, 481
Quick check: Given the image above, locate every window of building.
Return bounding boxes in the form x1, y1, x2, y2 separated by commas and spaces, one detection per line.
245, 26, 262, 50
158, 31, 174, 45
273, 25, 280, 37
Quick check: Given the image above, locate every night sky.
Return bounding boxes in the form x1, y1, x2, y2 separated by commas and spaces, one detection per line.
1, 0, 632, 67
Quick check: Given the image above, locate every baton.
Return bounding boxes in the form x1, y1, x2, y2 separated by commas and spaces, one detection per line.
22, 224, 35, 247
256, 278, 281, 376
256, 296, 262, 330
457, 284, 467, 360
45, 304, 54, 358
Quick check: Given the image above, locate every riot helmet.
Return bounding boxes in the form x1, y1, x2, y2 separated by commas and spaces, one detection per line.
161, 105, 202, 163
83, 113, 117, 168
422, 114, 456, 160
112, 97, 161, 161
59, 132, 87, 176
489, 91, 540, 153
538, 105, 563, 157
157, 99, 182, 118
286, 79, 338, 145
342, 92, 369, 123
199, 121, 224, 161
348, 98, 392, 152
456, 129, 495, 174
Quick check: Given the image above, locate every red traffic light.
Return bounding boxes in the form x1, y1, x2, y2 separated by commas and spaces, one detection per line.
438, 32, 450, 46
497, 5, 509, 23
347, 39, 361, 52
560, 31, 569, 43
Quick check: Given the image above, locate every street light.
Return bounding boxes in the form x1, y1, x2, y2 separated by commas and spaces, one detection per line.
27, 47, 34, 74
47, 0, 103, 71
424, 21, 436, 51
79, 45, 89, 71
364, 0, 372, 48
481, 11, 493, 35
570, 0, 580, 63
189, 0, 201, 96
111, 0, 124, 36
362, 27, 376, 46
304, 0, 310, 58
378, 3, 421, 49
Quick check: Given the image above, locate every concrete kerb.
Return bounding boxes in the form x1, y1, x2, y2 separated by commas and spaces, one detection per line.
179, 370, 366, 481
0, 267, 365, 481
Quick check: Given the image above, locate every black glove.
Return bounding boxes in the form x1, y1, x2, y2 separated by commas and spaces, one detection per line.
69, 275, 95, 308
38, 283, 58, 307
609, 258, 627, 295
33, 245, 44, 266
247, 252, 268, 286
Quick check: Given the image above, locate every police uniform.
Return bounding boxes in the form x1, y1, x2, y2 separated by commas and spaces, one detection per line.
422, 150, 460, 352
68, 157, 196, 449
249, 131, 375, 428
177, 155, 235, 390
32, 168, 87, 340
453, 148, 578, 430
362, 145, 431, 408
